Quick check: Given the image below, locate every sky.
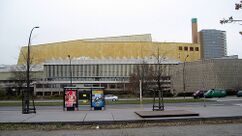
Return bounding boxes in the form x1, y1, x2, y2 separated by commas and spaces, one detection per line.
0, 0, 241, 65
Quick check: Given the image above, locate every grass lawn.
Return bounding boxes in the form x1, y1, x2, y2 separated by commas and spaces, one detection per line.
0, 98, 208, 107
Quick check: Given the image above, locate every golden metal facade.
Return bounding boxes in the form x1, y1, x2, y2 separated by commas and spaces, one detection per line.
18, 40, 201, 65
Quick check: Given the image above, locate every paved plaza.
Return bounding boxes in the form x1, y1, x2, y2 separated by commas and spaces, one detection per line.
0, 104, 242, 124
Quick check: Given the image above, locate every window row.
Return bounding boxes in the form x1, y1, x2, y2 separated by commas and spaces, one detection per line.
44, 64, 172, 78
45, 64, 134, 78
178, 46, 199, 51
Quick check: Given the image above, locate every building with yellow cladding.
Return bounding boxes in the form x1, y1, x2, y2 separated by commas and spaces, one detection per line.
13, 34, 202, 96
17, 34, 201, 65
3, 19, 239, 97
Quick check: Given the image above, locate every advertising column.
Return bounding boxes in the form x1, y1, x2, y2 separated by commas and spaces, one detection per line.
91, 90, 105, 110
64, 88, 78, 111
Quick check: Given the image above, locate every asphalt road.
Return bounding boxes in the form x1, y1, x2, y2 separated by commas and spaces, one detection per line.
1, 123, 242, 136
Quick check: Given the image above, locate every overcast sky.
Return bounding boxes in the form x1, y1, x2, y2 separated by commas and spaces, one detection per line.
0, 0, 241, 65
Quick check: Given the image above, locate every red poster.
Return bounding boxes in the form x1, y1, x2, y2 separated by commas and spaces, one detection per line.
65, 90, 77, 107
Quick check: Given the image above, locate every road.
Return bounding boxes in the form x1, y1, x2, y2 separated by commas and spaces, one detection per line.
1, 123, 242, 136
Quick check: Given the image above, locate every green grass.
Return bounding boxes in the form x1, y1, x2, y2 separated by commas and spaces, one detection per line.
0, 102, 63, 107
106, 98, 207, 104
0, 98, 208, 107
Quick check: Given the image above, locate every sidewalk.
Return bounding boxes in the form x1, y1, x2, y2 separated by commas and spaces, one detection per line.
1, 105, 242, 124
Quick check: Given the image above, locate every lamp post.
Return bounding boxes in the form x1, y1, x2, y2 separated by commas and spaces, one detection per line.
139, 80, 143, 105
23, 26, 39, 114
183, 55, 189, 99
67, 55, 72, 86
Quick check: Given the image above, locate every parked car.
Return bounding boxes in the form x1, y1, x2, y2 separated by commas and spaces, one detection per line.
204, 89, 227, 98
193, 90, 207, 99
237, 90, 242, 97
104, 94, 118, 101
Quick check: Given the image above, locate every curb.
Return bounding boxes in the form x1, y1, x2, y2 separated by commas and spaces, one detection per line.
1, 116, 242, 127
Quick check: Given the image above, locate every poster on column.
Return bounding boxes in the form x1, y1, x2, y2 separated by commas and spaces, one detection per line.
65, 89, 77, 108
91, 90, 104, 108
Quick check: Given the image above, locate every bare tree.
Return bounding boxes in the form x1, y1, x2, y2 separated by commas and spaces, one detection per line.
152, 46, 166, 111
220, 1, 242, 35
9, 65, 27, 96
127, 62, 155, 96
8, 48, 36, 96
9, 40, 37, 114
235, 1, 242, 10
128, 45, 170, 111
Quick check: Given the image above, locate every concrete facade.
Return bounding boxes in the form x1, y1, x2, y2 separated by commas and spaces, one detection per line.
171, 59, 242, 94
2, 58, 242, 96
34, 58, 178, 96
0, 65, 43, 89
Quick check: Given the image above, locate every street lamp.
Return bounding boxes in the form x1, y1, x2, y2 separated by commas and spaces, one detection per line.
183, 55, 189, 99
67, 55, 72, 86
23, 26, 39, 114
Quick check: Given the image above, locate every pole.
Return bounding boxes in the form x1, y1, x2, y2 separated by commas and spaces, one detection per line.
68, 55, 72, 86
23, 26, 39, 114
139, 80, 143, 104
203, 89, 206, 107
183, 55, 189, 99
157, 47, 164, 111
202, 60, 206, 107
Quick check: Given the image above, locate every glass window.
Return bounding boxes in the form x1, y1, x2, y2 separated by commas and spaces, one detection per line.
190, 47, 194, 51
76, 65, 79, 77
60, 65, 63, 77
110, 84, 116, 89
184, 46, 188, 51
195, 47, 199, 51
179, 46, 183, 50
81, 65, 84, 76
52, 65, 55, 77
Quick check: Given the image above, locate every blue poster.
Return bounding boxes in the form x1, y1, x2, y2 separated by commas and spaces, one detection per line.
92, 90, 104, 108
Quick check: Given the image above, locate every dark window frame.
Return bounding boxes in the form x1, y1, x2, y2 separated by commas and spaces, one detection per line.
195, 47, 199, 51
184, 46, 188, 51
190, 47, 194, 51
